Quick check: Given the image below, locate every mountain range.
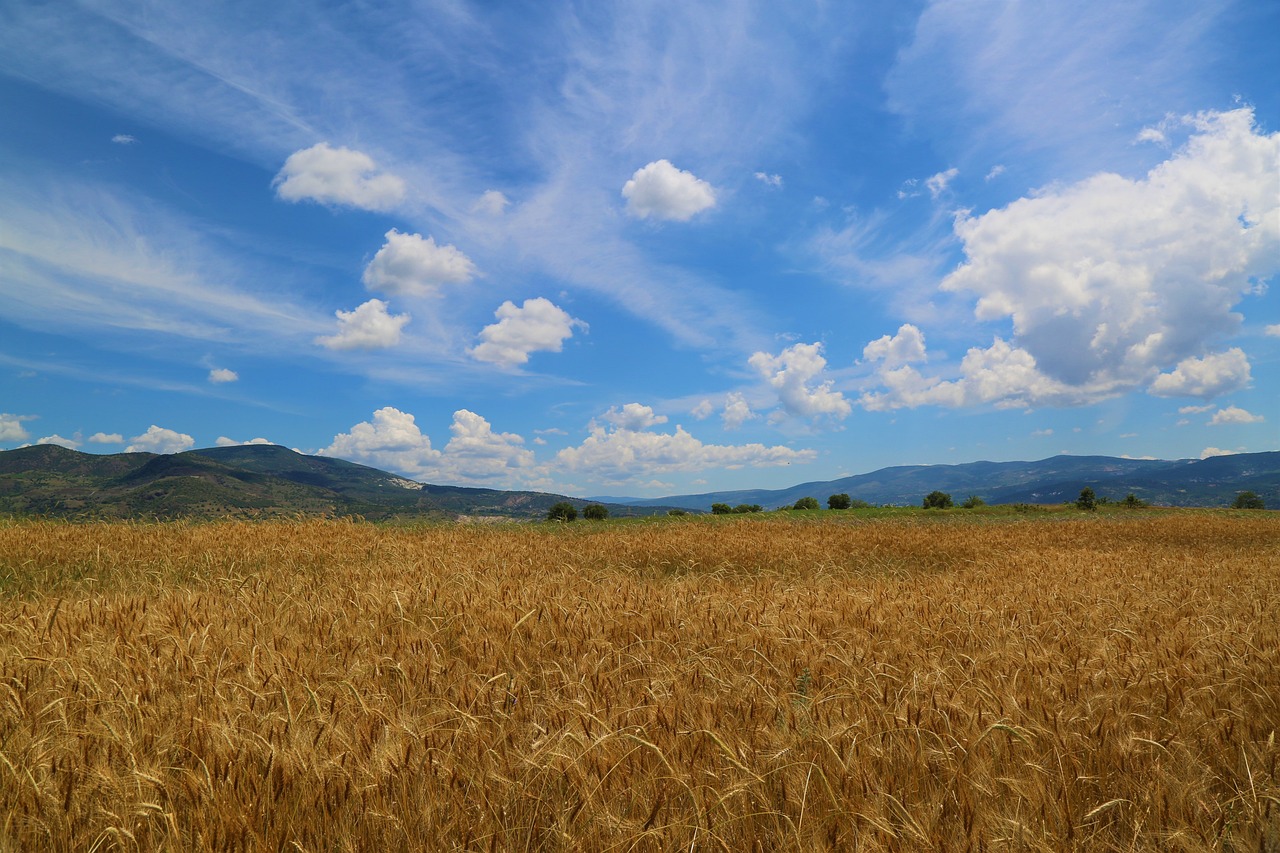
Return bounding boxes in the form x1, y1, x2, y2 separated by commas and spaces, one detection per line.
0, 445, 1275, 520
591, 451, 1280, 510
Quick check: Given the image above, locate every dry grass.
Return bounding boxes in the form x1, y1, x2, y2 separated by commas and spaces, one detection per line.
0, 511, 1277, 851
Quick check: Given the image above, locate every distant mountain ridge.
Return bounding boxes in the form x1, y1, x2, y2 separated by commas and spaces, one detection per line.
2, 445, 1274, 520
0, 444, 667, 520
592, 452, 1280, 510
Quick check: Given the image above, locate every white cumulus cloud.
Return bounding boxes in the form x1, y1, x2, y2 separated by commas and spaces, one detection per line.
215, 436, 273, 446
315, 299, 410, 351
721, 392, 756, 430
1200, 446, 1242, 459
126, 425, 195, 454
362, 229, 477, 297
111, 134, 136, 145
323, 407, 441, 476
88, 432, 123, 444
749, 342, 851, 420
754, 172, 783, 188
1266, 324, 1280, 337
439, 409, 535, 480
622, 159, 716, 221
321, 407, 534, 485
941, 108, 1278, 399
208, 368, 238, 383
36, 434, 81, 449
469, 297, 585, 368
555, 418, 813, 485
0, 413, 34, 442
862, 324, 928, 368
272, 142, 404, 211
602, 403, 668, 431
1149, 348, 1252, 399
860, 338, 1085, 411
1209, 406, 1264, 426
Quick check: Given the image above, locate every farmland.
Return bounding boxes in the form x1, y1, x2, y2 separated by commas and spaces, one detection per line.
1, 510, 1277, 850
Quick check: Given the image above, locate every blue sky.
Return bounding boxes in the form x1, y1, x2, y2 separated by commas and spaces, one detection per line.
1, 0, 1277, 498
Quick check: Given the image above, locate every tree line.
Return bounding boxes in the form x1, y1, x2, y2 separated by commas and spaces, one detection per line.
549, 487, 1266, 521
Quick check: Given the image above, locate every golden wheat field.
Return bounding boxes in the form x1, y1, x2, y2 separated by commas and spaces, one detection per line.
0, 511, 1277, 852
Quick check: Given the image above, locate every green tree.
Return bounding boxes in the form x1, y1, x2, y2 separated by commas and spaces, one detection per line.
792, 496, 821, 511
922, 491, 953, 509
848, 499, 872, 509
828, 493, 852, 510
710, 503, 732, 515
667, 508, 688, 516
1076, 487, 1097, 511
1232, 491, 1266, 509
1122, 493, 1147, 508
960, 495, 985, 509
733, 504, 762, 513
582, 504, 609, 520
546, 501, 577, 522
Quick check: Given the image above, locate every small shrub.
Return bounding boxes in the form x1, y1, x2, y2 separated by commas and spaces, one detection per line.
792, 497, 820, 511
546, 501, 577, 522
1076, 487, 1097, 511
960, 495, 985, 509
667, 508, 687, 516
923, 491, 953, 509
1232, 491, 1265, 509
1122, 493, 1148, 508
733, 504, 762, 514
710, 503, 732, 515
582, 504, 609, 520
828, 494, 852, 510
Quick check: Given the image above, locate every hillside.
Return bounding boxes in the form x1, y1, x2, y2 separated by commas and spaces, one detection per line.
3, 445, 1274, 520
598, 452, 1280, 510
0, 444, 660, 520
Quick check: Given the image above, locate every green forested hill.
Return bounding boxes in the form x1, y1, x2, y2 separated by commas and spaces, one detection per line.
0, 444, 641, 520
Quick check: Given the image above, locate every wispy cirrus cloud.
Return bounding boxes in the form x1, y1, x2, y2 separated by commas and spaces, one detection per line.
886, 0, 1238, 175
0, 177, 330, 347
0, 2, 828, 361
